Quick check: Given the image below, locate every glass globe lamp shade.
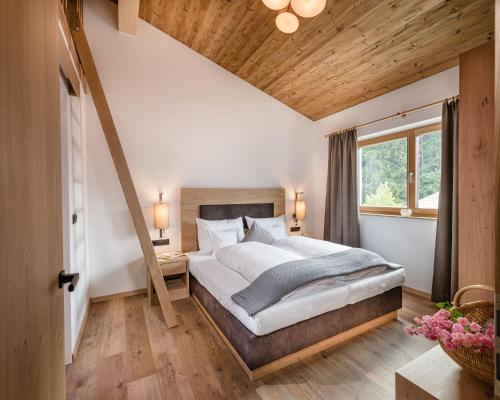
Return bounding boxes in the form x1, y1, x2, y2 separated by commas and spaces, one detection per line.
262, 0, 290, 10
290, 0, 326, 18
276, 11, 299, 33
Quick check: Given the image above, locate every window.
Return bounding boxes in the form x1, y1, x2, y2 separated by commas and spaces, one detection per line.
416, 127, 441, 209
358, 123, 441, 217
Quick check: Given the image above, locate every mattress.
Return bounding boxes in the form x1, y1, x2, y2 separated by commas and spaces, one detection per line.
187, 251, 405, 336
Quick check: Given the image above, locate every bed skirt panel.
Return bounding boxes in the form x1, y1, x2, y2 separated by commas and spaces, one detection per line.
190, 274, 402, 370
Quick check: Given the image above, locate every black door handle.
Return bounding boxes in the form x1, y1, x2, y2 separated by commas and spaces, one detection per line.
58, 270, 79, 292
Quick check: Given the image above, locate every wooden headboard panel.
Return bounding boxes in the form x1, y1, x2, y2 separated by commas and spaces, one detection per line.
180, 188, 285, 252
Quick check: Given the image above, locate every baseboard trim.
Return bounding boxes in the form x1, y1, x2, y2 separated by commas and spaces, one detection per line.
403, 286, 432, 300
90, 288, 147, 304
72, 299, 90, 362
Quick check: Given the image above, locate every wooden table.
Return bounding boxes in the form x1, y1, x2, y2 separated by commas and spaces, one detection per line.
396, 346, 494, 399
147, 254, 189, 306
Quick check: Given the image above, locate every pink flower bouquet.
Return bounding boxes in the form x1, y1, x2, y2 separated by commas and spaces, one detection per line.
406, 304, 494, 352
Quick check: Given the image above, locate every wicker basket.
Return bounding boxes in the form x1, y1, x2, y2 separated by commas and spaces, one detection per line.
439, 284, 494, 385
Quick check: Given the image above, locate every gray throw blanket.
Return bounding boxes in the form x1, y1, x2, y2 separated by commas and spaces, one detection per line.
231, 248, 400, 316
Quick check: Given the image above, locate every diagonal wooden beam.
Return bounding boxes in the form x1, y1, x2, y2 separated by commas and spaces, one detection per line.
118, 0, 140, 36
58, 24, 80, 97
58, 1, 86, 94
71, 26, 178, 328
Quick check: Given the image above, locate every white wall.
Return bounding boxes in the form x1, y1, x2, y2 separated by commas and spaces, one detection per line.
308, 67, 459, 293
360, 215, 437, 293
84, 0, 313, 298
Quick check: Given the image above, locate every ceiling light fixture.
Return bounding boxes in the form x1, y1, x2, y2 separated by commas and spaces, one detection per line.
262, 0, 290, 10
276, 10, 299, 34
290, 0, 326, 18
262, 0, 325, 34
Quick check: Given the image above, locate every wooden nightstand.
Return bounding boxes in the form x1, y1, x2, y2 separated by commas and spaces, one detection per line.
147, 253, 189, 306
396, 346, 493, 399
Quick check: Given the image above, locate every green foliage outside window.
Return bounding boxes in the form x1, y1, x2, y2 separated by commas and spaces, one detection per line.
365, 182, 400, 207
359, 130, 441, 209
417, 131, 441, 205
359, 137, 407, 207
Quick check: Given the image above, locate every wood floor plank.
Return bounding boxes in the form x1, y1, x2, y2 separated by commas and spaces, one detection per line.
124, 295, 156, 383
143, 301, 182, 371
175, 299, 263, 399
68, 293, 437, 399
67, 353, 127, 400
156, 361, 196, 400
144, 303, 198, 399
93, 353, 127, 400
74, 297, 127, 366
102, 298, 127, 358
169, 307, 236, 400
127, 373, 163, 400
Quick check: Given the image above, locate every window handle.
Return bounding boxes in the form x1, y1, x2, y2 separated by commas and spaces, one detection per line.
408, 171, 414, 183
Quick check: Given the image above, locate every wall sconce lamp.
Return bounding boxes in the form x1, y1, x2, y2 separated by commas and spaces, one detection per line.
292, 192, 306, 232
153, 192, 169, 246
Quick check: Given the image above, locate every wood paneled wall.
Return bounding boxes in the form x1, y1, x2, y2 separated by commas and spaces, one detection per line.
0, 0, 65, 397
458, 42, 495, 302
495, 2, 500, 396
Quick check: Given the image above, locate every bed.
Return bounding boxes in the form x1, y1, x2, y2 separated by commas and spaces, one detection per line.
181, 187, 404, 380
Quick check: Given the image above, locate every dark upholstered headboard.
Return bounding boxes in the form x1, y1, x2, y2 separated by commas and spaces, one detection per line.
199, 203, 274, 229
180, 188, 285, 252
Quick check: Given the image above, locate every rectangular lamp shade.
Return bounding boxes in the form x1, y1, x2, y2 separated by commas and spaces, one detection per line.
154, 202, 169, 229
295, 197, 306, 220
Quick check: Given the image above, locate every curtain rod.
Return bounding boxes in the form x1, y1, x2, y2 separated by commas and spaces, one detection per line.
324, 95, 459, 138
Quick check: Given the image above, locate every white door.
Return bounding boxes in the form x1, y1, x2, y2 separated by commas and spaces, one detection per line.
60, 76, 89, 365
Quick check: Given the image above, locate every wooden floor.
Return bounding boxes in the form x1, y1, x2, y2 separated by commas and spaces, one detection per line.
67, 292, 436, 399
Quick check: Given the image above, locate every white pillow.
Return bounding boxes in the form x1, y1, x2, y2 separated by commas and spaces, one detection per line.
196, 217, 244, 254
207, 229, 240, 256
245, 215, 287, 240
241, 222, 276, 245
255, 221, 287, 240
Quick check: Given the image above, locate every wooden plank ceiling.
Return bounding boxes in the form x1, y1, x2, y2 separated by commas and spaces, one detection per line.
138, 0, 493, 121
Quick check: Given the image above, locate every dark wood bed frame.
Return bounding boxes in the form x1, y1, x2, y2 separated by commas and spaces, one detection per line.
180, 187, 402, 380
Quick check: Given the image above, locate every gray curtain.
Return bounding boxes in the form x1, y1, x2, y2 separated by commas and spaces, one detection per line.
324, 128, 360, 247
431, 99, 459, 302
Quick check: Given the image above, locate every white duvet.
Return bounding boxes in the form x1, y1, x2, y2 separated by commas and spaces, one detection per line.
273, 236, 351, 258
216, 241, 302, 282
215, 236, 389, 285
